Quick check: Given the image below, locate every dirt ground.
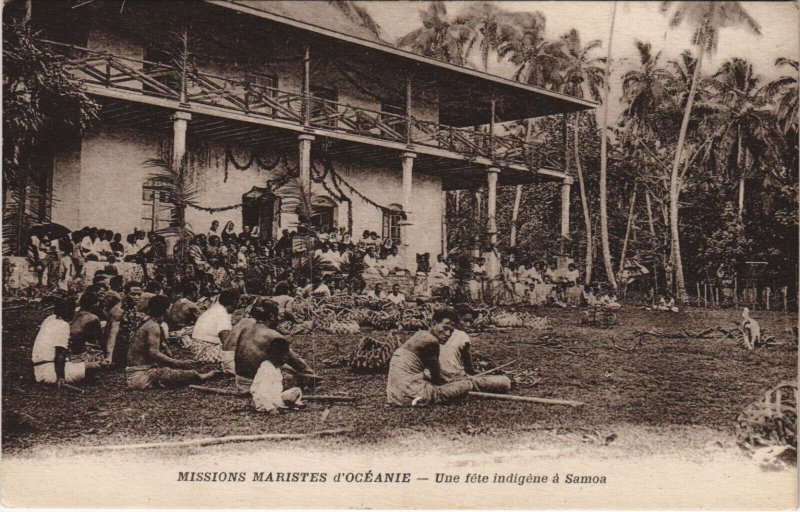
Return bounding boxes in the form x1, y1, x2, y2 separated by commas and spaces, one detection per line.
2, 304, 797, 457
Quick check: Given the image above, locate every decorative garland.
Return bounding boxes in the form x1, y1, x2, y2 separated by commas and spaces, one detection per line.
319, 159, 405, 217
187, 201, 242, 213
311, 161, 353, 234
223, 146, 288, 183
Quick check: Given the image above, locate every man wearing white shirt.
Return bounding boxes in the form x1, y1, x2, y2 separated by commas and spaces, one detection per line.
366, 283, 386, 300
189, 288, 240, 373
386, 284, 406, 305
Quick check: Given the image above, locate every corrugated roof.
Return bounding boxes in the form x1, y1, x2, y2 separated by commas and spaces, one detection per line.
227, 1, 385, 44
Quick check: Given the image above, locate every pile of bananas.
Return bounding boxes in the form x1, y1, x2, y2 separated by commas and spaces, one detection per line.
349, 331, 404, 373
517, 312, 553, 330
322, 320, 361, 335
491, 311, 525, 328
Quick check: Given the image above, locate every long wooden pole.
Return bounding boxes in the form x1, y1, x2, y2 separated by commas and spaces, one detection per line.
471, 360, 517, 378
303, 44, 311, 126
617, 187, 637, 279
468, 391, 584, 407
78, 429, 351, 453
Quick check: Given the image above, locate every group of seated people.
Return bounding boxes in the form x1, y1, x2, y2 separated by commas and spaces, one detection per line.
31, 265, 510, 411
29, 226, 167, 291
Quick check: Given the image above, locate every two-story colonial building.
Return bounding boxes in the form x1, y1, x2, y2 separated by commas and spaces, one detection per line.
27, 0, 595, 270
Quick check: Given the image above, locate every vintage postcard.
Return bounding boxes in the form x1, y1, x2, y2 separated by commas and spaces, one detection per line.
2, 0, 798, 509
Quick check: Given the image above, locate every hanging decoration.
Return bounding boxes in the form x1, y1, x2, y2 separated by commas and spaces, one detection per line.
311, 160, 353, 234
315, 159, 405, 218
186, 201, 242, 213
223, 146, 292, 183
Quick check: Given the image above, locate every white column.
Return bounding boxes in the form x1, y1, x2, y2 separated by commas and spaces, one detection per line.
172, 111, 191, 170
560, 177, 572, 240
298, 134, 315, 193
485, 167, 501, 279
401, 151, 416, 268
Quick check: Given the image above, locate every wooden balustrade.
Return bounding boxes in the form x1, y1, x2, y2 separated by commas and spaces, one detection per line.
42, 40, 561, 171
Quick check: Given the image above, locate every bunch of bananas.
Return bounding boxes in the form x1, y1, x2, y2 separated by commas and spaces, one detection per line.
349, 332, 404, 373
491, 311, 525, 328
322, 320, 361, 335
518, 312, 553, 330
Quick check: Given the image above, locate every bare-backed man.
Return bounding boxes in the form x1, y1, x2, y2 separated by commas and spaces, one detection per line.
230, 300, 318, 393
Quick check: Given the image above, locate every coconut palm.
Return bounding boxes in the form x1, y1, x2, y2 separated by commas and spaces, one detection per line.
397, 1, 470, 65
557, 27, 605, 283
660, 0, 761, 302
456, 1, 519, 72
497, 11, 561, 87
329, 0, 383, 38
597, 1, 618, 290
708, 58, 779, 217
764, 57, 799, 137
620, 41, 674, 134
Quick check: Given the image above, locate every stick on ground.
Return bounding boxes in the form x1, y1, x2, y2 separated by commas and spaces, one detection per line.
188, 385, 356, 402
468, 391, 584, 407
472, 360, 517, 378
77, 428, 352, 452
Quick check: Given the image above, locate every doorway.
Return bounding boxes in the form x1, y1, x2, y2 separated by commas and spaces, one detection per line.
241, 186, 278, 241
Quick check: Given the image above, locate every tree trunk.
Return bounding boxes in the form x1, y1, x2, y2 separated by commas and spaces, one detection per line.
644, 190, 658, 293
573, 113, 593, 284
737, 128, 744, 218
510, 185, 522, 247
669, 36, 707, 303
511, 118, 537, 247
618, 187, 637, 278
599, 1, 618, 289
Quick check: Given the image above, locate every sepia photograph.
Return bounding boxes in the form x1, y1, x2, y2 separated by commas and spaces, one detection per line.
1, 0, 798, 508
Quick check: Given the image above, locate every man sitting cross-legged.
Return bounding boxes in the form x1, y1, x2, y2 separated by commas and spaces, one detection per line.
387, 308, 480, 407
439, 305, 511, 393
229, 299, 319, 393
126, 295, 218, 389
32, 297, 104, 387
188, 288, 240, 374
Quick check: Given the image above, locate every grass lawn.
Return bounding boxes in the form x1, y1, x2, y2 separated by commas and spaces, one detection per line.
2, 304, 796, 457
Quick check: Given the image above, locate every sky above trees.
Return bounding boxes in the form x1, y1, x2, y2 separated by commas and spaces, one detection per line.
364, 1, 799, 118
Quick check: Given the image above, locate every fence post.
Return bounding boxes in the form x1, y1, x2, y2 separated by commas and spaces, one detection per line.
783, 286, 788, 312
765, 287, 771, 311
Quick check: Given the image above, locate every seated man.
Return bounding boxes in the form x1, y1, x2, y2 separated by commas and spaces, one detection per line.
386, 284, 406, 305
439, 306, 511, 393
381, 247, 405, 276
168, 282, 202, 330
230, 300, 318, 393
366, 283, 386, 301
70, 292, 106, 361
126, 295, 218, 389
362, 247, 380, 274
311, 276, 332, 297
188, 288, 240, 373
32, 297, 103, 386
430, 254, 449, 278
386, 309, 475, 407
250, 337, 304, 414
105, 281, 145, 368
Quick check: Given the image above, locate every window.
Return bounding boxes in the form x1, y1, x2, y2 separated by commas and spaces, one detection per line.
141, 177, 175, 232
310, 196, 337, 234
382, 203, 403, 246
244, 72, 277, 111
310, 86, 338, 128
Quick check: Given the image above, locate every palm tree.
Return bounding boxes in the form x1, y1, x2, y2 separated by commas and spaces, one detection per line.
709, 57, 778, 217
556, 27, 605, 283
397, 1, 470, 65
329, 0, 382, 38
620, 41, 674, 134
497, 11, 561, 86
660, 1, 761, 302
598, 1, 618, 290
456, 1, 519, 72
764, 57, 799, 137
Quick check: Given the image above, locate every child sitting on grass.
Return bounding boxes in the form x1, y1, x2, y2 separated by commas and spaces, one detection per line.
250, 337, 304, 414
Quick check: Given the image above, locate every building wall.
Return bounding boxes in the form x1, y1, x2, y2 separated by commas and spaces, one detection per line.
51, 146, 82, 229
50, 124, 444, 260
